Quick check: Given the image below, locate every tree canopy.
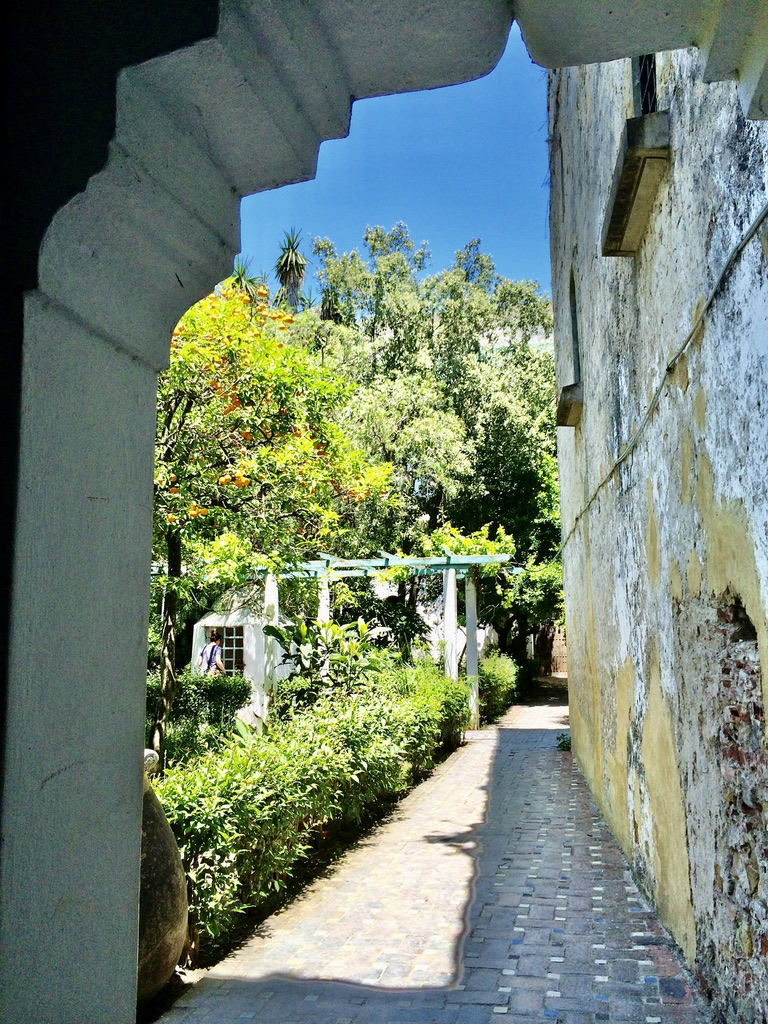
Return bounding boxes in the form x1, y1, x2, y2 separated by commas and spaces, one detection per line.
306, 226, 557, 547
301, 224, 561, 655
149, 276, 397, 760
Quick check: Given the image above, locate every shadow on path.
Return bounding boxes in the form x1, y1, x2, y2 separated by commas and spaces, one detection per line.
158, 679, 711, 1024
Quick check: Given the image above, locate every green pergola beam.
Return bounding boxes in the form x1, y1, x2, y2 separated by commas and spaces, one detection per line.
280, 567, 371, 578
257, 550, 521, 580
317, 551, 512, 568
377, 554, 511, 568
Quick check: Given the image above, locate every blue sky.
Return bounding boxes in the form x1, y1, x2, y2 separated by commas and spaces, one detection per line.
239, 24, 551, 297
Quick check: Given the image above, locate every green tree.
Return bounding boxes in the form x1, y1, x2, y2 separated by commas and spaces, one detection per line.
151, 277, 395, 762
340, 372, 474, 537
305, 225, 561, 653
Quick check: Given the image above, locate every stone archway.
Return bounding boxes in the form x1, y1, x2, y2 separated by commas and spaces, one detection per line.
1, 5, 513, 1021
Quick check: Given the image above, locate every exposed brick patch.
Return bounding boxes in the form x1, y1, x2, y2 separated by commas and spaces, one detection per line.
700, 599, 768, 1024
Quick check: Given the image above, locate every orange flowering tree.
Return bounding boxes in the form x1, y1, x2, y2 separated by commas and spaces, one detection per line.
151, 278, 395, 757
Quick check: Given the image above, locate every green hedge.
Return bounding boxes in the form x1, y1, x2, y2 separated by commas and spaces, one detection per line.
146, 669, 251, 725
146, 670, 252, 765
478, 652, 519, 723
383, 659, 469, 767
156, 667, 469, 948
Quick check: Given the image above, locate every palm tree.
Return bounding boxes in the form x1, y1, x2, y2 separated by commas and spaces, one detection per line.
274, 228, 307, 311
299, 287, 319, 311
232, 256, 271, 317
232, 256, 259, 300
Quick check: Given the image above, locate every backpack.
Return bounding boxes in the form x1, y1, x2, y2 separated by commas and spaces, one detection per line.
200, 642, 221, 675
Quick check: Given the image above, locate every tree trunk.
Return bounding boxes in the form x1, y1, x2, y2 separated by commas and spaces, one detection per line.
494, 616, 512, 656
286, 283, 300, 311
506, 614, 530, 665
150, 529, 182, 769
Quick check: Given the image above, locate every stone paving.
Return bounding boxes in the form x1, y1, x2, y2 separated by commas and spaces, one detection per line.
160, 680, 713, 1024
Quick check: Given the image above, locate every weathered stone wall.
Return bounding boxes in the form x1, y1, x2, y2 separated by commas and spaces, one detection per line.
550, 48, 768, 1022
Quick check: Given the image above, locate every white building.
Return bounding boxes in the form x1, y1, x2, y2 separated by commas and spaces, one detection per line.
191, 580, 292, 722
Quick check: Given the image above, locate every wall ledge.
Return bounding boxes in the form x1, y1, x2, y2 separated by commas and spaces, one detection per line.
557, 382, 583, 426
602, 112, 670, 257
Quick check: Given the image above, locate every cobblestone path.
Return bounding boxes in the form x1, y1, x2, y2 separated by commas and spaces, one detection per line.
161, 681, 712, 1024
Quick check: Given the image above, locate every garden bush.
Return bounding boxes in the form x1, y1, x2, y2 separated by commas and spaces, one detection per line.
146, 669, 251, 764
388, 659, 469, 765
478, 652, 520, 723
265, 617, 385, 715
156, 665, 469, 952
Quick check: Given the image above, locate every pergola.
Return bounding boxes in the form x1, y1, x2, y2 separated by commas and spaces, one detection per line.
258, 551, 519, 729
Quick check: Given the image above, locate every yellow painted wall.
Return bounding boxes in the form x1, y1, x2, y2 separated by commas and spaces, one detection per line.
641, 646, 696, 962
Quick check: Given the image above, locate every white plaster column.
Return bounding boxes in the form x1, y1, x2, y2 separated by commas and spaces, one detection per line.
263, 573, 280, 706
443, 568, 459, 680
317, 576, 331, 622
0, 295, 156, 1022
465, 574, 480, 728
191, 622, 207, 674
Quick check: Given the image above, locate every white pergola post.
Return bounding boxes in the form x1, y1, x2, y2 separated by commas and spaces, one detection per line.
318, 576, 331, 622
443, 568, 459, 680
465, 574, 480, 728
263, 573, 280, 708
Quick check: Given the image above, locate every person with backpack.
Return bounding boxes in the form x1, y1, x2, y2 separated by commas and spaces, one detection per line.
198, 630, 225, 675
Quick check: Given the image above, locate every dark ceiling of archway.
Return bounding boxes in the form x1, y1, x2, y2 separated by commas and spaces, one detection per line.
3, 0, 220, 293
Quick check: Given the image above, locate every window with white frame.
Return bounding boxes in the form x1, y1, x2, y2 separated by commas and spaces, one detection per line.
221, 626, 244, 675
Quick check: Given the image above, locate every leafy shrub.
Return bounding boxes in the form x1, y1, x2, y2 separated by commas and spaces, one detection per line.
146, 669, 251, 764
156, 664, 469, 951
478, 653, 519, 723
266, 618, 385, 714
146, 668, 251, 725
334, 584, 431, 659
393, 660, 470, 762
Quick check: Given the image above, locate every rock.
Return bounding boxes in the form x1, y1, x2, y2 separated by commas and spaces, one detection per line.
235, 704, 266, 734
137, 773, 188, 1005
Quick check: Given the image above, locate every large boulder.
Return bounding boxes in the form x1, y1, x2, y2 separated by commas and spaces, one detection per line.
137, 771, 188, 1004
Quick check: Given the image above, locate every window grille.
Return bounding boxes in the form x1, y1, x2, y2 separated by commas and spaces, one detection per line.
633, 54, 658, 115
221, 626, 244, 675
